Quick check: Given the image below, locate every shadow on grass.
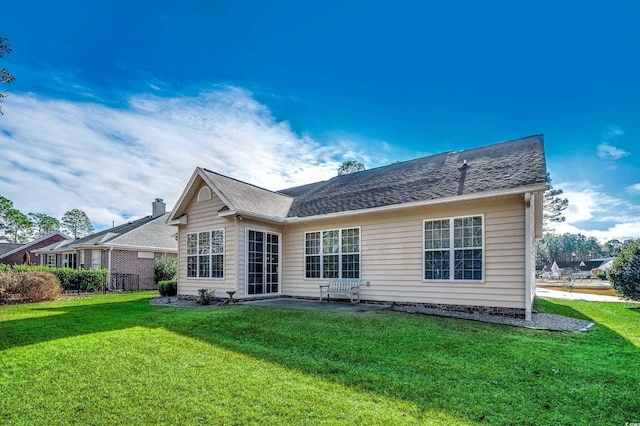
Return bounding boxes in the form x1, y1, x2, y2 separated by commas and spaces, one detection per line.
3, 293, 640, 424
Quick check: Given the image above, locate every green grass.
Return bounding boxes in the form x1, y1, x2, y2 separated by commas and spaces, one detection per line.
1, 293, 639, 425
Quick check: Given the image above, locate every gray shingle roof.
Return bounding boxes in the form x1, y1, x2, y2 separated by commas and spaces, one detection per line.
279, 135, 547, 218
38, 213, 176, 251
202, 169, 293, 218
0, 243, 24, 256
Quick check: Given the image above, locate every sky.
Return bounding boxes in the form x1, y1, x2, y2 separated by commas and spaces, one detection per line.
1, 0, 639, 241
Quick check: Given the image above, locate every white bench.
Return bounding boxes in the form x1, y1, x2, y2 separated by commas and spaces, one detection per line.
319, 278, 361, 304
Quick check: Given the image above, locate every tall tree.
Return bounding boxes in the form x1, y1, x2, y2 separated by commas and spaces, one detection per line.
543, 173, 569, 231
0, 195, 16, 238
61, 209, 95, 239
28, 212, 61, 237
337, 160, 366, 176
1, 208, 33, 243
0, 37, 15, 115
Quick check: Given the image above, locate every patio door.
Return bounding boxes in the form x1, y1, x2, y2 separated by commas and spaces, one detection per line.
247, 230, 280, 295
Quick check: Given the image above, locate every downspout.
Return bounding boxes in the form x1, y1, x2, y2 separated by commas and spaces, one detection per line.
235, 216, 240, 296
524, 192, 533, 321
108, 247, 113, 291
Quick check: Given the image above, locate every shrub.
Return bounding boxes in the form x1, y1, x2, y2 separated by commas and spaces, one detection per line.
53, 268, 108, 292
0, 266, 107, 293
197, 288, 215, 305
154, 254, 177, 283
608, 239, 640, 301
158, 280, 177, 297
0, 271, 61, 304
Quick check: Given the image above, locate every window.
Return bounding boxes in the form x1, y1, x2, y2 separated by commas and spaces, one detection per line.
63, 253, 77, 269
91, 250, 101, 270
424, 216, 483, 281
305, 228, 360, 279
187, 229, 224, 278
46, 254, 56, 267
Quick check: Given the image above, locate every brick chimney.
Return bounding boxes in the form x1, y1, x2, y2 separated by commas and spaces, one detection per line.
152, 198, 166, 217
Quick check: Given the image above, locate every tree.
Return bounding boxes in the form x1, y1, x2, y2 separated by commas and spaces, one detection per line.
28, 213, 61, 237
543, 173, 568, 231
0, 37, 15, 115
337, 160, 365, 176
602, 240, 623, 257
61, 209, 95, 239
1, 208, 33, 243
0, 195, 13, 232
608, 239, 640, 301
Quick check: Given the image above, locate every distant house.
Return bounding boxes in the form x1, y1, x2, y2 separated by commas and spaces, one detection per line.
34, 199, 177, 289
0, 232, 70, 266
168, 135, 548, 320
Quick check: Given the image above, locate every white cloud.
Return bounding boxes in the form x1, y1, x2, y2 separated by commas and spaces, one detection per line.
597, 142, 630, 160
626, 183, 640, 194
549, 181, 640, 241
0, 87, 354, 229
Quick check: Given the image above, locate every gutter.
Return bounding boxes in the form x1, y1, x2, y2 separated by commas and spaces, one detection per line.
286, 184, 550, 224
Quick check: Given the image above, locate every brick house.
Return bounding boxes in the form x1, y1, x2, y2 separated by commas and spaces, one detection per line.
0, 232, 70, 266
33, 199, 177, 290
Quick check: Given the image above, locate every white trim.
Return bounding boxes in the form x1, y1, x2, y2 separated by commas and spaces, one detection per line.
524, 192, 533, 321
218, 209, 287, 224
245, 227, 282, 297
422, 214, 485, 283
197, 186, 212, 202
286, 184, 548, 224
303, 227, 361, 280
167, 214, 188, 226
185, 229, 225, 279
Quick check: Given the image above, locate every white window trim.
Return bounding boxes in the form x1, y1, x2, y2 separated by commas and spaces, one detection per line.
197, 186, 212, 203
423, 214, 485, 283
186, 229, 225, 279
303, 227, 361, 280
245, 228, 282, 296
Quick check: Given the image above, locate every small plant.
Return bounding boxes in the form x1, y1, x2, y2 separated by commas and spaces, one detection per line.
158, 280, 177, 297
597, 273, 607, 280
197, 288, 215, 305
154, 254, 177, 283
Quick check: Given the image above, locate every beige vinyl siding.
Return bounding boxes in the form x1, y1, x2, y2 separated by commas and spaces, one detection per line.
283, 195, 527, 309
177, 184, 236, 297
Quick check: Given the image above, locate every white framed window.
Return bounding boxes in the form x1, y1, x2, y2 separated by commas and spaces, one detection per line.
46, 254, 56, 267
63, 253, 77, 269
247, 229, 280, 295
91, 250, 102, 270
424, 215, 483, 281
186, 229, 224, 278
305, 227, 360, 279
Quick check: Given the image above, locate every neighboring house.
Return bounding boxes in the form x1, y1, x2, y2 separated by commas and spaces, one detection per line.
0, 232, 70, 266
34, 199, 177, 290
168, 135, 548, 320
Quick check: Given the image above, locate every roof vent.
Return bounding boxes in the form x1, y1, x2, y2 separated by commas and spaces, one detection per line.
460, 159, 469, 170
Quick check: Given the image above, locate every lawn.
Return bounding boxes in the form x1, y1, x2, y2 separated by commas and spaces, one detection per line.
1, 293, 639, 425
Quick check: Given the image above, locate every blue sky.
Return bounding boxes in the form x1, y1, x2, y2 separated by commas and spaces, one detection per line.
1, 0, 639, 241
